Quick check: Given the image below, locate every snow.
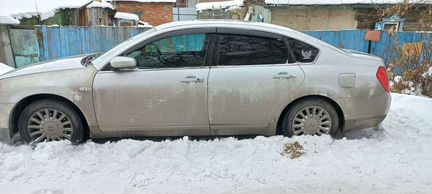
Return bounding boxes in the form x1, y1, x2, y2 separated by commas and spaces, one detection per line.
0, 15, 20, 25
87, 0, 114, 9
138, 20, 153, 27
0, 0, 93, 23
265, 0, 432, 5
423, 67, 432, 78
196, 0, 244, 11
1, 93, 432, 193
115, 12, 140, 21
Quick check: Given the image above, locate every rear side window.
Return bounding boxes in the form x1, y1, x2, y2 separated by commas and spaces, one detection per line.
217, 34, 290, 66
287, 38, 319, 63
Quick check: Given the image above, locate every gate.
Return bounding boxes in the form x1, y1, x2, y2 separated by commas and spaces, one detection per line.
8, 27, 40, 68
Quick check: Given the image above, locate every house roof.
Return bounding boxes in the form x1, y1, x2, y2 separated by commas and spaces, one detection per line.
114, 12, 140, 20
87, 1, 115, 9
196, 0, 243, 11
0, 16, 20, 25
0, 0, 93, 24
107, 0, 176, 3
265, 0, 432, 6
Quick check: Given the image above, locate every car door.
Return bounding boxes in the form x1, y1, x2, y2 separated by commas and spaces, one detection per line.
208, 30, 305, 134
92, 32, 211, 134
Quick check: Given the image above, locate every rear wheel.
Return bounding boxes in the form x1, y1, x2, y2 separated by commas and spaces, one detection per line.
282, 98, 339, 137
18, 99, 85, 144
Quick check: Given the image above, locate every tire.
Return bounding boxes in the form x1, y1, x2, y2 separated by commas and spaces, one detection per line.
282, 98, 339, 137
18, 99, 85, 144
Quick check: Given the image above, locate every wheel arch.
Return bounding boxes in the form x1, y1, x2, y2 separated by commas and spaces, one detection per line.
9, 94, 90, 139
275, 95, 345, 135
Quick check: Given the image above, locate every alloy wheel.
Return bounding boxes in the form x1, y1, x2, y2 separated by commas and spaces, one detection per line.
292, 106, 332, 136
27, 108, 73, 142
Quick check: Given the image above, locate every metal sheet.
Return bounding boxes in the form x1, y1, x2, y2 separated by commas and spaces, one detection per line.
8, 28, 40, 67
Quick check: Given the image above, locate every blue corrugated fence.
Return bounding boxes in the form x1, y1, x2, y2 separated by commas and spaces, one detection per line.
36, 26, 151, 61
304, 30, 369, 53
34, 26, 432, 65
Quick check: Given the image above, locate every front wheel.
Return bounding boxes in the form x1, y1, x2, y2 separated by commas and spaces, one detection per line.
18, 99, 85, 144
282, 98, 339, 137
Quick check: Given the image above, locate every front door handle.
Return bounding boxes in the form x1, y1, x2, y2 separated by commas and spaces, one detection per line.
180, 75, 204, 83
273, 72, 297, 79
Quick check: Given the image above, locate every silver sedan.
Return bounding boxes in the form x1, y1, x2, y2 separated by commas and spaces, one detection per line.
0, 21, 391, 144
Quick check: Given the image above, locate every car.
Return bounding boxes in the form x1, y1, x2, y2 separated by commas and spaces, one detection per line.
0, 20, 391, 144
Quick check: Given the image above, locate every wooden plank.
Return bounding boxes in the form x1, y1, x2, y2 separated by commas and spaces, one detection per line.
0, 25, 16, 67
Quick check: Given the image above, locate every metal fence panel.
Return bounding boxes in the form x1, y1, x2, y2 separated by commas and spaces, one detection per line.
304, 30, 369, 53
34, 26, 432, 66
36, 26, 151, 61
173, 8, 197, 21
370, 31, 432, 63
8, 28, 40, 67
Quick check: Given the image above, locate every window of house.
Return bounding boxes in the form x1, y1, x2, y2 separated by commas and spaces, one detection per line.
374, 14, 405, 32
217, 34, 290, 66
126, 33, 208, 69
287, 38, 319, 63
175, 0, 187, 7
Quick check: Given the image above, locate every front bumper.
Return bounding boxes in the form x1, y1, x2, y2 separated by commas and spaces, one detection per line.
0, 102, 15, 143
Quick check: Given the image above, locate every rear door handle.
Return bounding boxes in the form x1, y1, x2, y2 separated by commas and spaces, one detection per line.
180, 75, 204, 83
273, 72, 297, 79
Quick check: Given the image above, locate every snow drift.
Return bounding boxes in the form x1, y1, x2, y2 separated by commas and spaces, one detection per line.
0, 93, 431, 194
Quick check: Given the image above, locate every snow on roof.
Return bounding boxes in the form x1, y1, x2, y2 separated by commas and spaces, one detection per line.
138, 20, 153, 27
87, 0, 115, 9
196, 0, 244, 11
0, 0, 93, 24
265, 0, 432, 5
114, 12, 140, 21
107, 0, 176, 3
0, 15, 20, 25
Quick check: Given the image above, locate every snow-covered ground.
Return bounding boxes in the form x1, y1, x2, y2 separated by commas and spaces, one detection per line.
1, 93, 431, 194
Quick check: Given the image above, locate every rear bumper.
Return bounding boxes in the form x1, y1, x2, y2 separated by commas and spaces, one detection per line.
344, 115, 386, 132
0, 102, 14, 143
343, 93, 391, 132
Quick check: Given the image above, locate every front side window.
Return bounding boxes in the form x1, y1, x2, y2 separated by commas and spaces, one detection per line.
127, 33, 208, 69
217, 34, 290, 66
287, 38, 319, 63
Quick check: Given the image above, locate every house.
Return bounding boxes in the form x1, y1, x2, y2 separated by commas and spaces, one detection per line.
196, 0, 248, 20
84, 0, 116, 26
108, 0, 176, 26
196, 0, 432, 31
266, 0, 432, 31
0, 0, 114, 26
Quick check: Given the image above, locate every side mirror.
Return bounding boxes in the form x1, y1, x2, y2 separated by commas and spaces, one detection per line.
110, 56, 137, 69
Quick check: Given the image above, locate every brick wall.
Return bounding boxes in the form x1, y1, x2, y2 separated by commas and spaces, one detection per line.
115, 1, 173, 26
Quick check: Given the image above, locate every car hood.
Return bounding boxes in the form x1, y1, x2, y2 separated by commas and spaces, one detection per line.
0, 63, 13, 75
0, 56, 86, 80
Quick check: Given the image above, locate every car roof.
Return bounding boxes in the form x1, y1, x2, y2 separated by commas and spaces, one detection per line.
154, 20, 295, 33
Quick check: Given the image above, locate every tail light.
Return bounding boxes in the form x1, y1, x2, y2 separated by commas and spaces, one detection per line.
376, 66, 390, 93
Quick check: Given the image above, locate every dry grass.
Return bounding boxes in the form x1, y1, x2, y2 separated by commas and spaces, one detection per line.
281, 141, 305, 159
374, 0, 432, 97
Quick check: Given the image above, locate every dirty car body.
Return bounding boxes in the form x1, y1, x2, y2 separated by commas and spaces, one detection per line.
0, 21, 391, 143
